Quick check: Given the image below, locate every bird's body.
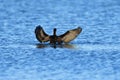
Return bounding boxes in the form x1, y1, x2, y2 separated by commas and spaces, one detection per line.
35, 25, 82, 44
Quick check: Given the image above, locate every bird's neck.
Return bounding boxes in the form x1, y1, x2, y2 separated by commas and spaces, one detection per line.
53, 28, 57, 36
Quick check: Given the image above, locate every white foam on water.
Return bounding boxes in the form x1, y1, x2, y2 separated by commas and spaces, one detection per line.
76, 44, 120, 51
0, 44, 120, 51
0, 44, 36, 49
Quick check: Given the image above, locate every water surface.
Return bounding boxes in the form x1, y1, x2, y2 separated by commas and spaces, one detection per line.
0, 0, 120, 80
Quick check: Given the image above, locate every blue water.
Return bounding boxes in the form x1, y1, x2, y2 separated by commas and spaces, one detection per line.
0, 0, 120, 80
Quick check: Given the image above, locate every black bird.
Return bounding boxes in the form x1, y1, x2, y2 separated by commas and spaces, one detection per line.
35, 25, 82, 44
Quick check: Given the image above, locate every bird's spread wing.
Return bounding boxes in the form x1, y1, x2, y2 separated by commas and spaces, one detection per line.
59, 27, 82, 43
35, 25, 50, 43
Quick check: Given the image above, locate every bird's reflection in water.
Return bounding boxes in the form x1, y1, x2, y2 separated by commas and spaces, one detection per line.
36, 43, 77, 49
